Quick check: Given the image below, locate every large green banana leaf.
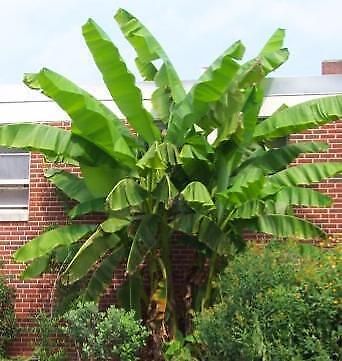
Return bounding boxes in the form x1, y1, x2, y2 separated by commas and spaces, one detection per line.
21, 255, 50, 280
221, 166, 265, 205
0, 123, 97, 165
14, 224, 95, 262
24, 69, 136, 166
82, 19, 161, 144
242, 142, 329, 173
239, 28, 288, 76
62, 229, 121, 284
114, 8, 186, 104
107, 178, 147, 211
260, 28, 286, 54
274, 187, 332, 213
100, 217, 131, 233
267, 162, 342, 188
84, 244, 126, 301
256, 214, 326, 239
214, 49, 288, 145
152, 176, 178, 207
127, 214, 160, 274
172, 214, 227, 254
166, 41, 244, 144
68, 198, 105, 219
254, 95, 342, 140
231, 200, 265, 219
212, 29, 287, 146
80, 161, 133, 198
241, 86, 264, 143
181, 182, 214, 211
45, 168, 93, 202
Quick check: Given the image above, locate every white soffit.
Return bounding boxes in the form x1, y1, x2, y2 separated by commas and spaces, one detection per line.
0, 76, 341, 123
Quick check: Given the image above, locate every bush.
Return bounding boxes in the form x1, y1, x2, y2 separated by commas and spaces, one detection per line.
0, 265, 17, 357
195, 242, 341, 361
31, 311, 66, 361
61, 302, 149, 361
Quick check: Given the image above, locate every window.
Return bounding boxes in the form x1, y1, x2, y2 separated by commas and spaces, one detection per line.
0, 147, 30, 221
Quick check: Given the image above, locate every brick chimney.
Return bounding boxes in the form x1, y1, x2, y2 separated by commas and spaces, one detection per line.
322, 60, 342, 75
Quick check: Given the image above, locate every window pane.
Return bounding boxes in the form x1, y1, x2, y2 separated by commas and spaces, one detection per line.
0, 154, 30, 181
0, 187, 29, 208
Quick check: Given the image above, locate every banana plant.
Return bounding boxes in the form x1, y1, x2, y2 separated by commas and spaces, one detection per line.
1, 8, 342, 343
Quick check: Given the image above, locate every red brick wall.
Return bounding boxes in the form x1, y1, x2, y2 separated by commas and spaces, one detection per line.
291, 121, 342, 245
0, 117, 341, 356
322, 60, 342, 75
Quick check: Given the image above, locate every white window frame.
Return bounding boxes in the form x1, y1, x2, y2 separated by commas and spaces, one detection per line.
0, 149, 30, 221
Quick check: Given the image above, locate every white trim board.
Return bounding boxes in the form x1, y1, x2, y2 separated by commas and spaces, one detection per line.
0, 77, 341, 123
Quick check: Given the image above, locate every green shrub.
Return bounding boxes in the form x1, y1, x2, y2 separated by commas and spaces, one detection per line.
31, 311, 66, 361
61, 302, 149, 361
195, 242, 341, 361
0, 265, 17, 357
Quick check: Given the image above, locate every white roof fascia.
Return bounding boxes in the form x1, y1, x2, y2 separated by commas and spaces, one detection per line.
0, 77, 341, 123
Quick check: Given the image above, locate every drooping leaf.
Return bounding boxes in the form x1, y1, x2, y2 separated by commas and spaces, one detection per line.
254, 96, 342, 140
63, 229, 121, 284
181, 181, 214, 211
0, 123, 98, 165
267, 162, 342, 188
152, 176, 178, 207
231, 200, 265, 219
256, 214, 326, 239
21, 255, 50, 280
68, 198, 105, 219
114, 8, 186, 104
14, 224, 95, 262
172, 214, 228, 254
83, 19, 160, 144
107, 178, 147, 211
45, 168, 93, 202
127, 214, 160, 274
180, 143, 212, 183
84, 244, 126, 302
24, 69, 136, 166
274, 186, 333, 213
157, 142, 182, 167
136, 142, 166, 170
243, 142, 329, 173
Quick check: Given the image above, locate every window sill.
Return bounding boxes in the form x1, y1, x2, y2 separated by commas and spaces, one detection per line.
0, 209, 29, 221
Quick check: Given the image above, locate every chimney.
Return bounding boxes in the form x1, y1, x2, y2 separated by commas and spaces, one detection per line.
322, 60, 342, 75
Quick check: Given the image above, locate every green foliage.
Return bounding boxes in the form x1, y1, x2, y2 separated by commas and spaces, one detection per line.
61, 302, 149, 361
164, 334, 199, 361
0, 7, 341, 344
195, 242, 342, 361
0, 264, 17, 357
31, 311, 66, 361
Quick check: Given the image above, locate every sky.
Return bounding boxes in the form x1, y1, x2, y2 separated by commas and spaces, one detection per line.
1, 0, 341, 85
